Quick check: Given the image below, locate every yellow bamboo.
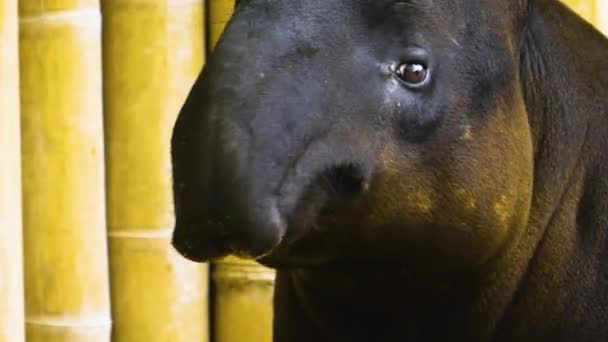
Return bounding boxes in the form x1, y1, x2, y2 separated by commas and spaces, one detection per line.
206, 1, 276, 341
561, 0, 596, 24
101, 0, 209, 340
207, 0, 234, 50
0, 0, 25, 340
597, 0, 608, 35
213, 256, 275, 342
19, 0, 112, 340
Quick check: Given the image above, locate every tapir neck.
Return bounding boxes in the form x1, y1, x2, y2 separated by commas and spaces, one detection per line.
491, 0, 608, 339
517, 0, 608, 268
521, 0, 608, 166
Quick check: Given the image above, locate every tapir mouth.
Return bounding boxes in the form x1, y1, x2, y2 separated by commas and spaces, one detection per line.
171, 161, 371, 264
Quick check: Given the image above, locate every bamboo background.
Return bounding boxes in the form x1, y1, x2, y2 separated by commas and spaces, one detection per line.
102, 0, 210, 340
0, 0, 605, 341
19, 0, 112, 339
0, 0, 24, 339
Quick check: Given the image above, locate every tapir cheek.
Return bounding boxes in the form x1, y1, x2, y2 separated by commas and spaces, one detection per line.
349, 106, 533, 271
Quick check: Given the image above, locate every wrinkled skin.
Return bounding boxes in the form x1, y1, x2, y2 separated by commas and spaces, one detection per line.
171, 0, 608, 341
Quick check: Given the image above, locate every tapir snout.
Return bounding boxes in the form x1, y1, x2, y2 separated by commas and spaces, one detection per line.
170, 2, 378, 261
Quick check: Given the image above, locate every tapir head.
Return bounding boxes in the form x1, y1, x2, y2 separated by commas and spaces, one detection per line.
171, 0, 534, 272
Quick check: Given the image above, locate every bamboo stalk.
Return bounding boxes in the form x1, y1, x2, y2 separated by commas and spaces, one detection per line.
561, 0, 596, 24
206, 1, 276, 341
212, 256, 275, 342
207, 0, 234, 50
0, 0, 25, 339
101, 0, 209, 340
19, 0, 112, 340
597, 0, 608, 35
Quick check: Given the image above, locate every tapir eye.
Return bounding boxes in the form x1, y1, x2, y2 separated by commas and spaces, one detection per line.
395, 62, 429, 87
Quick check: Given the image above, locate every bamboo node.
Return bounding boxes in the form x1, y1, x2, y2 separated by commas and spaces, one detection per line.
108, 228, 173, 239
19, 8, 100, 24
25, 315, 112, 328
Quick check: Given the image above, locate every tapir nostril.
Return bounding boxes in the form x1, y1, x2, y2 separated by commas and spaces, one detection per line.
318, 163, 368, 215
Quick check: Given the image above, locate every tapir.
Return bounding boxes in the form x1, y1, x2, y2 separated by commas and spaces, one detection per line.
170, 0, 608, 340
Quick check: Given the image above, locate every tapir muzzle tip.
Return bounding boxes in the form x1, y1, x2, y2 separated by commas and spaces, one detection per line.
170, 205, 287, 263
170, 223, 231, 263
